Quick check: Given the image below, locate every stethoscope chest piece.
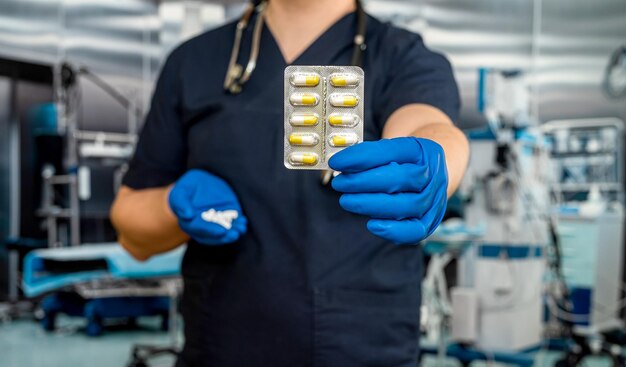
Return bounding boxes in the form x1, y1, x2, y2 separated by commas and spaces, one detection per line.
226, 64, 244, 94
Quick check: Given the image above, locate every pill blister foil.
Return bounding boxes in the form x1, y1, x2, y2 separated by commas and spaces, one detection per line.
284, 66, 364, 170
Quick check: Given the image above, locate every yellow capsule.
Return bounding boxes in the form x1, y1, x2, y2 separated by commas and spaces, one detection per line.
290, 73, 320, 87
330, 73, 359, 87
328, 113, 359, 127
330, 133, 359, 147
288, 133, 319, 146
290, 113, 319, 126
290, 93, 320, 106
288, 152, 318, 165
329, 93, 359, 107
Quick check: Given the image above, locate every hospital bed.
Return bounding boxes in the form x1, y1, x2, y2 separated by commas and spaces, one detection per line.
22, 243, 184, 337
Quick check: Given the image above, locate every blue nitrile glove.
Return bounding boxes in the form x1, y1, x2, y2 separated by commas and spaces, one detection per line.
329, 137, 448, 244
168, 169, 247, 245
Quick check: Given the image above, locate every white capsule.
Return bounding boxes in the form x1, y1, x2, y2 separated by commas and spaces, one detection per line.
328, 113, 360, 127
290, 93, 320, 106
330, 73, 360, 87
290, 73, 320, 87
329, 93, 359, 107
288, 133, 319, 146
329, 133, 359, 147
289, 113, 319, 126
288, 152, 319, 165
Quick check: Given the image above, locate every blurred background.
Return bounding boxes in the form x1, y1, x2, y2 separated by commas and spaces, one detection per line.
0, 0, 625, 366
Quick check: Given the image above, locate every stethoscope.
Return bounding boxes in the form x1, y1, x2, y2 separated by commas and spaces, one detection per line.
224, 0, 368, 94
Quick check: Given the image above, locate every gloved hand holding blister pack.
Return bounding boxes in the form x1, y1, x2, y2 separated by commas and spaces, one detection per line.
168, 169, 247, 245
283, 66, 447, 244
329, 137, 449, 245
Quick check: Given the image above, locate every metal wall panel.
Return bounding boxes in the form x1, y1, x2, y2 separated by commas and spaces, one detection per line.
0, 78, 11, 294
159, 1, 226, 54
0, 0, 624, 129
366, 0, 626, 128
0, 78, 10, 238
61, 0, 161, 131
0, 0, 162, 132
0, 0, 63, 65
367, 0, 534, 128
537, 0, 626, 123
0, 0, 229, 132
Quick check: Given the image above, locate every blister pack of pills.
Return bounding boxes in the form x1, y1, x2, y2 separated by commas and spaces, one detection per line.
284, 66, 364, 170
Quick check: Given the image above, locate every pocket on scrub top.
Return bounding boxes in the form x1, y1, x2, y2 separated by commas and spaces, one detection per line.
313, 287, 420, 367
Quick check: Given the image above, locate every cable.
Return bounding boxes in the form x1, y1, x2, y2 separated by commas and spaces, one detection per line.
602, 45, 626, 99
546, 296, 590, 323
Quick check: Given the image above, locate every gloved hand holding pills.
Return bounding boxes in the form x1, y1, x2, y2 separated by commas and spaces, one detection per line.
168, 169, 247, 245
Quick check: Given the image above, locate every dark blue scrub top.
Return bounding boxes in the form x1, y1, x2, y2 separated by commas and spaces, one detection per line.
124, 11, 459, 367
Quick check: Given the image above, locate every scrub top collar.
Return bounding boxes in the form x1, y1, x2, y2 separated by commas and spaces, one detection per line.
244, 10, 359, 68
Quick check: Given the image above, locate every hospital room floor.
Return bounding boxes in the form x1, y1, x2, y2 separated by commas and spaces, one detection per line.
0, 315, 618, 367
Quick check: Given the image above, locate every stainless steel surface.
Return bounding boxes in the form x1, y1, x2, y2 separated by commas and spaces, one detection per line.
0, 0, 161, 132
0, 77, 10, 296
75, 130, 137, 144
74, 277, 183, 346
0, 0, 62, 65
0, 0, 624, 129
537, 0, 626, 123
0, 78, 10, 244
0, 0, 229, 133
62, 0, 160, 131
366, 0, 626, 128
8, 92, 19, 240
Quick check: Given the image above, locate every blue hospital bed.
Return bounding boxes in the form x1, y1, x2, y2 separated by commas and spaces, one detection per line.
22, 243, 185, 336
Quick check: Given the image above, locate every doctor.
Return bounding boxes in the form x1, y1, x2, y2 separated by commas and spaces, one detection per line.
111, 0, 469, 365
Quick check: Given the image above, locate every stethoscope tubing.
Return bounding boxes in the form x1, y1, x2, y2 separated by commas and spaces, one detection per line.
224, 0, 367, 94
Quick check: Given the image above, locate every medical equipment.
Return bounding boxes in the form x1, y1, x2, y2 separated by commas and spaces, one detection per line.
38, 63, 138, 248
540, 121, 626, 362
449, 68, 550, 352
419, 222, 482, 364
419, 222, 538, 367
284, 66, 364, 170
478, 68, 531, 130
542, 118, 624, 204
554, 211, 624, 331
457, 134, 549, 351
223, 0, 367, 94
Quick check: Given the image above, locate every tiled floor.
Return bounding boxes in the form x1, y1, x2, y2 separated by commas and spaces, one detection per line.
0, 316, 175, 367
0, 315, 618, 367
